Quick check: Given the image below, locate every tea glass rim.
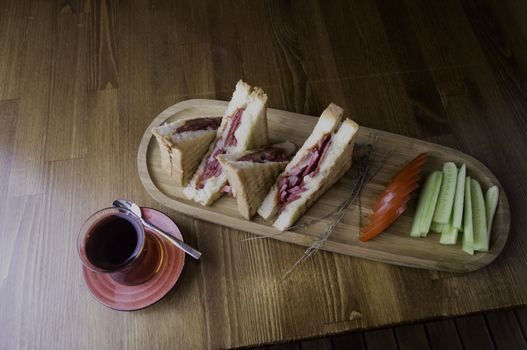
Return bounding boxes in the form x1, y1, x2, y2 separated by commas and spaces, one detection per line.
77, 207, 145, 273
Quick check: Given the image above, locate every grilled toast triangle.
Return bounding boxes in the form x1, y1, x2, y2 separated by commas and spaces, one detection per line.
218, 141, 296, 219
152, 117, 221, 186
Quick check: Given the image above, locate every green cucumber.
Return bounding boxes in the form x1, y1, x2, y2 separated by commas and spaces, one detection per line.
462, 177, 474, 255
410, 171, 443, 237
439, 216, 458, 244
433, 162, 458, 224
430, 221, 444, 233
485, 186, 499, 242
471, 179, 488, 252
452, 164, 466, 229
420, 171, 444, 237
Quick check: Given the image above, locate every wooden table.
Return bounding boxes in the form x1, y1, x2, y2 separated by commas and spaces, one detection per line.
1, 0, 526, 349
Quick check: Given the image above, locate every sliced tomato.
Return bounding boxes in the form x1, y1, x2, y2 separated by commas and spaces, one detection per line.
387, 172, 422, 192
391, 164, 424, 184
371, 155, 426, 205
360, 205, 408, 241
371, 175, 420, 213
369, 196, 411, 223
389, 180, 420, 198
361, 204, 407, 235
392, 153, 427, 182
360, 153, 428, 242
371, 181, 419, 212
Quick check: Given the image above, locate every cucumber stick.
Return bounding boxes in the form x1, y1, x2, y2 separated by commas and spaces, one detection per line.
452, 164, 466, 229
430, 221, 444, 233
421, 171, 443, 236
433, 162, 458, 224
471, 179, 488, 252
462, 177, 474, 255
485, 186, 499, 238
439, 216, 458, 244
410, 171, 443, 237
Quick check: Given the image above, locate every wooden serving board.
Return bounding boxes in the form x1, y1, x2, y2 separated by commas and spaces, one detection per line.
138, 99, 510, 272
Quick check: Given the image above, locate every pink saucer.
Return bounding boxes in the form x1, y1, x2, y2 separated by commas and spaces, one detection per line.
82, 208, 185, 311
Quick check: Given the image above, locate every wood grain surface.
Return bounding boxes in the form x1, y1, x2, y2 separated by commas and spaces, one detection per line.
1, 0, 527, 349
139, 99, 510, 272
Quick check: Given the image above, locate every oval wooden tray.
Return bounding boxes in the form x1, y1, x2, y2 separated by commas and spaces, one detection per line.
138, 99, 510, 272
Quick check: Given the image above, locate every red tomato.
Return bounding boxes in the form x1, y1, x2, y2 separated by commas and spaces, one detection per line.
360, 153, 428, 242
392, 154, 427, 183
360, 205, 408, 241
372, 181, 419, 212
369, 196, 411, 223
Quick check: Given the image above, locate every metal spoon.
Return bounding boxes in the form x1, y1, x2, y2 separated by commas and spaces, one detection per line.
112, 199, 201, 260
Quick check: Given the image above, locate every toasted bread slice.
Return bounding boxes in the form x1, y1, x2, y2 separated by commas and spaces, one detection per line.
218, 141, 297, 219
184, 80, 269, 206
273, 118, 359, 231
152, 116, 222, 186
258, 103, 344, 220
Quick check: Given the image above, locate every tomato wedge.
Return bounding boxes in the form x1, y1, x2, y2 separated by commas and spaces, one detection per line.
392, 153, 427, 182
371, 181, 419, 212
359, 153, 428, 242
360, 204, 407, 241
369, 196, 411, 223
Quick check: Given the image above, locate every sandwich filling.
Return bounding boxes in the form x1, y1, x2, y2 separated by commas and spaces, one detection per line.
196, 109, 245, 189
220, 145, 293, 198
175, 117, 222, 133
224, 108, 244, 147
237, 147, 290, 163
277, 134, 332, 205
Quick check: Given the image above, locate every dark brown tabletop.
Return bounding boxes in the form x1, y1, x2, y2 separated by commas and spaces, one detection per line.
0, 0, 526, 349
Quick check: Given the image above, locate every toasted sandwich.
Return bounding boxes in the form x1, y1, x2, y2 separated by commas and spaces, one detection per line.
151, 116, 222, 186
258, 103, 359, 231
184, 80, 269, 206
218, 141, 297, 219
